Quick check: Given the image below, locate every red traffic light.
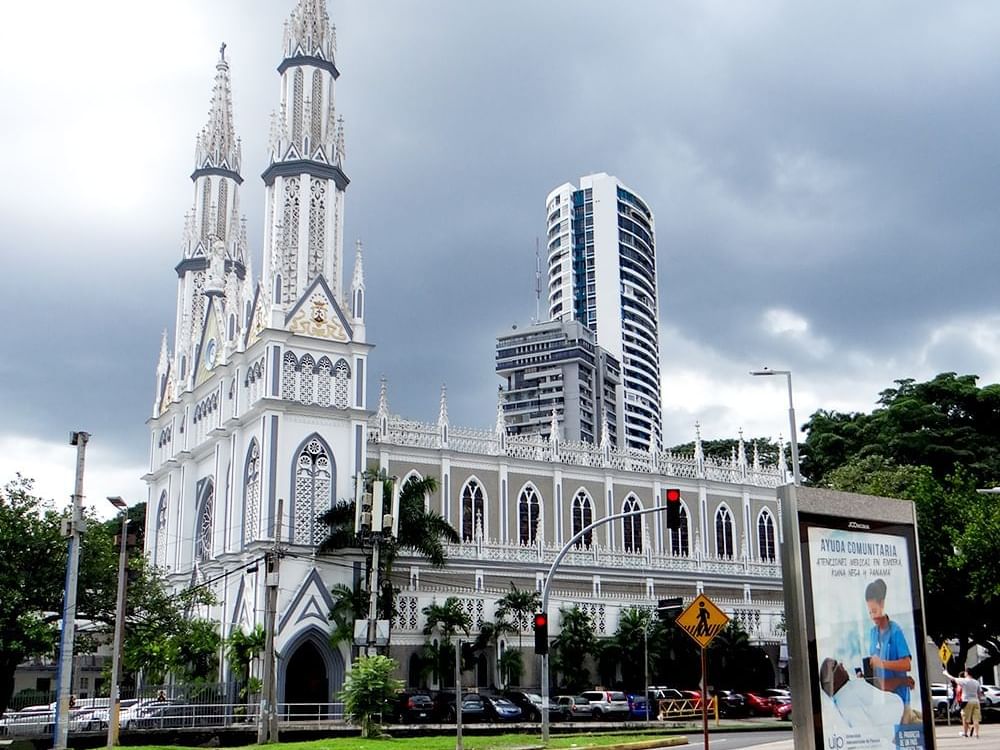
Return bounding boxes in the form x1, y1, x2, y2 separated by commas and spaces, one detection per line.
665, 488, 681, 502
534, 612, 548, 628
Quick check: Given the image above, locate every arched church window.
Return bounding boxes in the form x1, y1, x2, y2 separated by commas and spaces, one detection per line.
333, 359, 350, 409
299, 354, 315, 404
201, 176, 212, 241
518, 486, 540, 545
715, 505, 735, 558
572, 490, 594, 549
622, 496, 642, 553
243, 439, 261, 545
281, 351, 297, 400
155, 491, 168, 567
292, 68, 304, 144
195, 479, 215, 563
216, 179, 228, 240
670, 503, 690, 556
758, 509, 776, 562
461, 479, 485, 543
310, 68, 323, 146
292, 435, 334, 546
316, 357, 332, 407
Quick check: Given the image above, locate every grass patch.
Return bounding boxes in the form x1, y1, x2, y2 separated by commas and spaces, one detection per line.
124, 731, 683, 750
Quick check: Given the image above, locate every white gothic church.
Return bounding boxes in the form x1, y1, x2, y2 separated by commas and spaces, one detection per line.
144, 0, 789, 708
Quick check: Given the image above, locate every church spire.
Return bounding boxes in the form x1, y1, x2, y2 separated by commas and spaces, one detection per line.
263, 0, 348, 314
172, 45, 249, 389
283, 0, 337, 61
195, 43, 241, 176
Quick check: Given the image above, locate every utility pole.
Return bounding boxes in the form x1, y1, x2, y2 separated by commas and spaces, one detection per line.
354, 475, 400, 656
106, 496, 130, 749
258, 498, 283, 744
53, 430, 89, 750
454, 639, 463, 750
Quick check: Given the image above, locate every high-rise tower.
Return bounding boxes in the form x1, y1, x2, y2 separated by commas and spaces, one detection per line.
545, 173, 662, 451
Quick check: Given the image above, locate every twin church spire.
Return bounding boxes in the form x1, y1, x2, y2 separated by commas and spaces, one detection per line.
156, 0, 362, 416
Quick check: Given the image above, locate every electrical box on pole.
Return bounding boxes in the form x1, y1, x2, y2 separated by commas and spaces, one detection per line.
665, 488, 681, 530
533, 612, 549, 655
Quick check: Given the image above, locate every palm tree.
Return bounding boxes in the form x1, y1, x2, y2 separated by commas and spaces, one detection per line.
318, 472, 459, 624
495, 583, 540, 651
615, 607, 653, 691
328, 582, 367, 650
551, 606, 596, 692
422, 597, 471, 688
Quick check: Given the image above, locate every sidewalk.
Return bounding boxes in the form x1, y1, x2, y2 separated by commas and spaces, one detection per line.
749, 723, 1000, 749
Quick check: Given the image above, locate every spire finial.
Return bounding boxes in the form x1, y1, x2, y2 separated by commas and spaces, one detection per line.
219, 41, 227, 63
495, 386, 506, 434
438, 384, 449, 426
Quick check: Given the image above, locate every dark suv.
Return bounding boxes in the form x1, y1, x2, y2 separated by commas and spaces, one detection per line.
502, 690, 557, 721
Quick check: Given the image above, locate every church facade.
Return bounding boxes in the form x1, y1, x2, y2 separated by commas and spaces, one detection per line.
143, 0, 788, 708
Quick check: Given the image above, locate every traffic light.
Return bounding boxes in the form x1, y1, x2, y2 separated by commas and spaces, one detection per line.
665, 488, 681, 530
533, 612, 549, 655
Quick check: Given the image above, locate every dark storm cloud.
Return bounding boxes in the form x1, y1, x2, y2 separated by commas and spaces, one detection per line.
3, 0, 1000, 473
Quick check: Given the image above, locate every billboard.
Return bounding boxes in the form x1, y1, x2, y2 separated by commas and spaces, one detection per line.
799, 513, 933, 750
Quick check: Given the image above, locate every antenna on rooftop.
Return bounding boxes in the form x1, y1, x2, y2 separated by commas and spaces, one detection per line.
534, 237, 541, 323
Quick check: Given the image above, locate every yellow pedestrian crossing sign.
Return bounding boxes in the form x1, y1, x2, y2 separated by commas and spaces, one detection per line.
939, 642, 953, 666
676, 593, 729, 648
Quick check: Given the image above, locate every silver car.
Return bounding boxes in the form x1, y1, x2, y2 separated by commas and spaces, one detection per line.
579, 690, 630, 720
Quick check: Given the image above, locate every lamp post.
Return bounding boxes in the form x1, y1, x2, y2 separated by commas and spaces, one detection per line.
750, 368, 801, 486
106, 496, 130, 749
975, 487, 1000, 495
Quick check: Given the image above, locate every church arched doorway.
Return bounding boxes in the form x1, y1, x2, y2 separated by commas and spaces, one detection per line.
279, 627, 344, 720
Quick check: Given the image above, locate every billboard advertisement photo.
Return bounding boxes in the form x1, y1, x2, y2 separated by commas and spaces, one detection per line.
800, 514, 932, 750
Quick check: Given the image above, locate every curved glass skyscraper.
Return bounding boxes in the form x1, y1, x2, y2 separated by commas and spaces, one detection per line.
545, 173, 662, 451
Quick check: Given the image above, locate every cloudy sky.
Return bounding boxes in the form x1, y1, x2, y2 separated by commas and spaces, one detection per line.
3, 1, 1000, 514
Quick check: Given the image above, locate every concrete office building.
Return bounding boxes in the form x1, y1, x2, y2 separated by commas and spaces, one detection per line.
496, 319, 622, 447
545, 174, 663, 452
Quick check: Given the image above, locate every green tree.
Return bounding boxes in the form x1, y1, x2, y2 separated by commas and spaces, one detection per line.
226, 625, 265, 710
614, 607, 653, 691
422, 597, 471, 686
328, 582, 367, 651
801, 373, 1000, 486
495, 584, 540, 651
318, 473, 460, 632
551, 606, 596, 692
339, 654, 403, 738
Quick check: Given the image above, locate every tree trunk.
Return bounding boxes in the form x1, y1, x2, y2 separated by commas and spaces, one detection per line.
0, 652, 24, 713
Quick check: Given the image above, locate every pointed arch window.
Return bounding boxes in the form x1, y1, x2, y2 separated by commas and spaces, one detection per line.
461, 479, 485, 543
622, 496, 642, 553
310, 69, 324, 146
155, 491, 168, 567
403, 472, 429, 511
757, 509, 776, 562
715, 505, 735, 559
518, 486, 540, 545
195, 479, 215, 563
292, 436, 334, 546
243, 439, 261, 545
281, 351, 297, 400
670, 503, 690, 556
572, 490, 594, 549
316, 357, 332, 407
333, 359, 350, 409
216, 179, 228, 239
299, 354, 315, 404
292, 68, 304, 144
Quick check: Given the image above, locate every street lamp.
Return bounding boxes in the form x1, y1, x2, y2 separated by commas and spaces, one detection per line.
106, 496, 130, 749
750, 368, 802, 486
975, 487, 1000, 495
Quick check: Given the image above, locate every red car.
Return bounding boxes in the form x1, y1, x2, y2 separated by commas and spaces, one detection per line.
772, 698, 792, 721
744, 692, 774, 716
681, 690, 703, 709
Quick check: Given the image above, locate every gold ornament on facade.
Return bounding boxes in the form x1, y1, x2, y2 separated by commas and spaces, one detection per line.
288, 294, 347, 341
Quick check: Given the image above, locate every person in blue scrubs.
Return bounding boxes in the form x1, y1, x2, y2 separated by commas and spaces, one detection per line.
865, 577, 919, 724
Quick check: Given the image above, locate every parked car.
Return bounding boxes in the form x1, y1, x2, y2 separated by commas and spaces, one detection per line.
553, 695, 593, 721
744, 692, 776, 716
391, 692, 435, 723
772, 698, 792, 721
626, 693, 651, 720
120, 700, 187, 730
2, 706, 53, 736
930, 683, 961, 719
680, 690, 703, 709
482, 696, 522, 722
713, 690, 748, 718
981, 684, 1000, 707
579, 690, 630, 720
502, 691, 558, 721
648, 688, 691, 719
435, 692, 488, 723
